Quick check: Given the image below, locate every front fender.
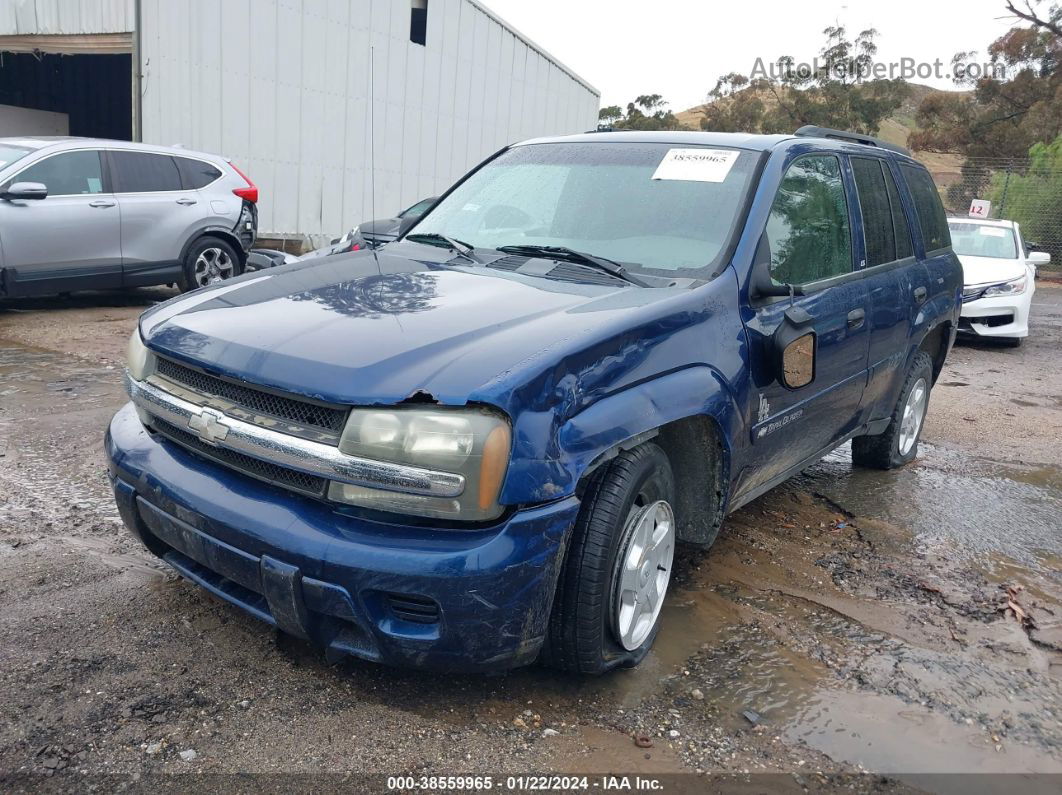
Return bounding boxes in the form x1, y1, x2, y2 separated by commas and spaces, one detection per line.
499, 366, 742, 506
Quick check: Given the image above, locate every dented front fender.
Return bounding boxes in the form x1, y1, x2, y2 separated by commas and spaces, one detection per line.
499, 366, 743, 505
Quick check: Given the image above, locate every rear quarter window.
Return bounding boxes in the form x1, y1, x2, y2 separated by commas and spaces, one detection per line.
899, 163, 950, 253
175, 157, 222, 189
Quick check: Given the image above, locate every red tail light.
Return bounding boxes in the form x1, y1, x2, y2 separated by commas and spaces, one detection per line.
229, 161, 258, 203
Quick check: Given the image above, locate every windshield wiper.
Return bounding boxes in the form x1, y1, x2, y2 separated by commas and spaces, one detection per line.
495, 244, 649, 287
405, 233, 482, 264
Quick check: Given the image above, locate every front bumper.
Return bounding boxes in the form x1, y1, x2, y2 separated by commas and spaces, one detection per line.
105, 403, 578, 672
959, 287, 1033, 339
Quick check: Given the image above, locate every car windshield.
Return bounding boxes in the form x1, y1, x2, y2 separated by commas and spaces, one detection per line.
0, 144, 32, 171
410, 142, 760, 277
948, 221, 1018, 260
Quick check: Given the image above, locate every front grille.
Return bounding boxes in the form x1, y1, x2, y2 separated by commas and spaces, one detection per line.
386, 593, 440, 624
151, 416, 328, 497
156, 357, 347, 435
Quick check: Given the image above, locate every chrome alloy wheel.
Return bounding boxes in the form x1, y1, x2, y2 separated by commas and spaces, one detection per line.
194, 247, 235, 286
898, 377, 928, 456
612, 499, 676, 651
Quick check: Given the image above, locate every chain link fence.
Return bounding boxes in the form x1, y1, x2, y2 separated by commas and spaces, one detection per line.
925, 156, 1062, 271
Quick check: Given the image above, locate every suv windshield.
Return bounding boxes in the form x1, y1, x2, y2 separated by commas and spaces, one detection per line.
949, 221, 1018, 260
410, 142, 759, 277
0, 144, 32, 171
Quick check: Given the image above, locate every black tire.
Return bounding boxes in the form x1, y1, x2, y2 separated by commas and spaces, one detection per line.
1001, 337, 1023, 348
179, 236, 242, 293
541, 443, 676, 674
852, 351, 933, 470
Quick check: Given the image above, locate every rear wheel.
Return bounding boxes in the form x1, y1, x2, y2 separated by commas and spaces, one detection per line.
542, 443, 676, 674
852, 351, 933, 469
179, 237, 241, 292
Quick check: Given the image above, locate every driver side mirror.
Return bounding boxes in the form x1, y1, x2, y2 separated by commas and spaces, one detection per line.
1028, 250, 1051, 266
773, 306, 816, 389
1, 181, 48, 201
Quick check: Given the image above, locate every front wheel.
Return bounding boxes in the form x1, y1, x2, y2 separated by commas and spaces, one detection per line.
179, 237, 242, 292
541, 443, 676, 674
852, 351, 933, 469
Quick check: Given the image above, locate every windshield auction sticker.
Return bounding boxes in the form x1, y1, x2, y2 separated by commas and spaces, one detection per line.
651, 148, 740, 182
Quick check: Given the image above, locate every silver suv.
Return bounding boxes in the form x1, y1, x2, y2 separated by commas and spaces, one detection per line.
0, 137, 258, 298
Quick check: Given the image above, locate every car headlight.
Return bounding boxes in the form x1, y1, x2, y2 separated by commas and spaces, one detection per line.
983, 275, 1027, 297
126, 328, 155, 381
327, 407, 511, 521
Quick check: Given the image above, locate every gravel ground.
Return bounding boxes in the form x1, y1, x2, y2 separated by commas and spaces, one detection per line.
0, 284, 1059, 792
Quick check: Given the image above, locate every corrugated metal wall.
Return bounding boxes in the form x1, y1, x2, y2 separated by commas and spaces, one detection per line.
0, 0, 134, 35
138, 0, 600, 239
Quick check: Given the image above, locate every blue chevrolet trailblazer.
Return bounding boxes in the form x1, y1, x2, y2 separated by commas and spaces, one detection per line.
106, 128, 961, 673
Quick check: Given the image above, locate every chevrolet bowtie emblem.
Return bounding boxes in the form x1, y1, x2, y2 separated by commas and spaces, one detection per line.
188, 407, 230, 445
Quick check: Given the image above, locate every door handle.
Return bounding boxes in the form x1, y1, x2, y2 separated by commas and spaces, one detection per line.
914, 286, 928, 305
176, 197, 198, 206
847, 308, 865, 330
88, 199, 116, 208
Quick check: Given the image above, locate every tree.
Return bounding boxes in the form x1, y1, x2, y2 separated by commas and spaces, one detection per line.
601, 95, 689, 131
699, 26, 908, 135
700, 73, 765, 132
911, 1, 1062, 159
598, 105, 623, 126
1004, 0, 1062, 37
988, 135, 1062, 261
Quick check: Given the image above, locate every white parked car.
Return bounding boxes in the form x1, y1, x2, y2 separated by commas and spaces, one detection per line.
947, 217, 1050, 347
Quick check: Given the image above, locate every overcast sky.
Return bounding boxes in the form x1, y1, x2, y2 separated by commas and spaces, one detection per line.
481, 0, 1019, 112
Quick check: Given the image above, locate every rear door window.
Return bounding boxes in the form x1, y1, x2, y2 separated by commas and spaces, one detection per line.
883, 164, 913, 259
899, 164, 950, 253
851, 157, 895, 267
766, 154, 854, 285
11, 150, 105, 195
111, 151, 182, 193
175, 157, 222, 189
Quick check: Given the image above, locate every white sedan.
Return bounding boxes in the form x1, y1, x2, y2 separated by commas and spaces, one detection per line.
948, 217, 1051, 347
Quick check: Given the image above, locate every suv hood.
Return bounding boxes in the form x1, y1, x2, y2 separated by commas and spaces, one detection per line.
957, 254, 1026, 287
140, 245, 688, 409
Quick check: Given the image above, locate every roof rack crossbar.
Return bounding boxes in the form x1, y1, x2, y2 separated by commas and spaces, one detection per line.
793, 125, 911, 157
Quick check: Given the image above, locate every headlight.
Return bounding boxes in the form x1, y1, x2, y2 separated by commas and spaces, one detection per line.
126, 328, 155, 381
983, 275, 1027, 297
328, 406, 511, 521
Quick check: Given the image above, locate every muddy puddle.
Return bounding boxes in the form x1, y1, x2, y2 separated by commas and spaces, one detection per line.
0, 342, 121, 408
0, 341, 128, 543
796, 442, 1062, 575
522, 443, 1062, 774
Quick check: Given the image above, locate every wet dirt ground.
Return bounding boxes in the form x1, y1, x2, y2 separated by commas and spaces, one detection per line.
0, 285, 1060, 791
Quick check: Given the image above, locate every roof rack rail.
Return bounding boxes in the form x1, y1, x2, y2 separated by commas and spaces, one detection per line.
794, 125, 911, 157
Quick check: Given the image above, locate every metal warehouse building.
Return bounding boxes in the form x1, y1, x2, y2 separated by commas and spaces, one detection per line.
0, 0, 599, 242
